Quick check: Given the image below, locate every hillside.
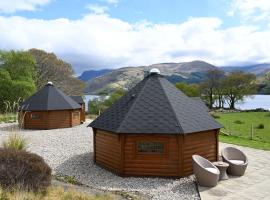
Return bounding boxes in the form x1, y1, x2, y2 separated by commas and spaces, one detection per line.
83, 60, 219, 94
221, 63, 270, 75
78, 69, 112, 81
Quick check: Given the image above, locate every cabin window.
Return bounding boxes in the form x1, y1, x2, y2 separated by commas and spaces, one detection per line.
31, 114, 40, 119
137, 142, 164, 153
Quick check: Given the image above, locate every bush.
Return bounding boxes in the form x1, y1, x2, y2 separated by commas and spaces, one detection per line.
234, 120, 244, 124
0, 148, 52, 192
2, 133, 27, 150
256, 124, 264, 129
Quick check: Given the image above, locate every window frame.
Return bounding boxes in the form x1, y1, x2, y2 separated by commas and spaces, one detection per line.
135, 139, 168, 157
30, 113, 41, 120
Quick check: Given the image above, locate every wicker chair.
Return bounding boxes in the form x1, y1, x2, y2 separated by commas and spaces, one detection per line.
192, 155, 220, 187
221, 147, 248, 176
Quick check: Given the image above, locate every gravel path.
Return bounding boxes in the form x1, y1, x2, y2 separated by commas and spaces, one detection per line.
0, 121, 200, 200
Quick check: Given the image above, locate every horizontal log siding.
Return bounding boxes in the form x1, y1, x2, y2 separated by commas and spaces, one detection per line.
80, 104, 86, 122
123, 134, 179, 177
182, 130, 218, 176
20, 109, 81, 129
23, 111, 48, 129
95, 130, 121, 173
47, 110, 72, 129
71, 109, 81, 126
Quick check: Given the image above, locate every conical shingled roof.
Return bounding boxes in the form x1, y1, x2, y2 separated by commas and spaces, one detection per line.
20, 83, 81, 111
89, 73, 222, 134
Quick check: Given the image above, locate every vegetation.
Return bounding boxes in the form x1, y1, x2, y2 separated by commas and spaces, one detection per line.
0, 113, 17, 123
216, 111, 270, 150
175, 82, 200, 97
29, 49, 85, 95
2, 133, 27, 150
0, 49, 84, 115
175, 70, 257, 109
88, 89, 125, 115
0, 51, 36, 112
219, 135, 270, 151
0, 186, 116, 200
0, 148, 52, 192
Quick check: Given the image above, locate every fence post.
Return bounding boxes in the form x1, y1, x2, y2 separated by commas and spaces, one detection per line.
251, 123, 254, 140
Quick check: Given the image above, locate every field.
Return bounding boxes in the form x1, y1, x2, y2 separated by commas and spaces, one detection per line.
0, 113, 17, 123
215, 111, 270, 150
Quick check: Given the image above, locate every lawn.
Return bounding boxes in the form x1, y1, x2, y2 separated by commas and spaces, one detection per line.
215, 111, 270, 150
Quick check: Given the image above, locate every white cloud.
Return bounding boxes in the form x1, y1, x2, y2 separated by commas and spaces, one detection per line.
229, 0, 270, 22
86, 4, 108, 14
0, 14, 269, 73
103, 0, 118, 5
0, 0, 52, 14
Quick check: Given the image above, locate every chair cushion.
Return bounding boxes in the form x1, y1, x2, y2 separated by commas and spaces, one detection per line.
205, 167, 219, 173
229, 159, 244, 165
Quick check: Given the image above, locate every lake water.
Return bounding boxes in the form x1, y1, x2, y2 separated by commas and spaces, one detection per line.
232, 95, 270, 110
84, 94, 270, 111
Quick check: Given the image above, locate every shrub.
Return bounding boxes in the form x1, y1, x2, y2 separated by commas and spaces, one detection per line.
2, 133, 27, 150
256, 124, 264, 129
0, 148, 52, 192
234, 120, 244, 124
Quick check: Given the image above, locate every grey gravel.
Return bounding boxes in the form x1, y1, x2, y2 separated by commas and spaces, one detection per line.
0, 121, 200, 200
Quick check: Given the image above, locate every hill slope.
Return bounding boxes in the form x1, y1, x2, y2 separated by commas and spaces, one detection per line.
84, 60, 219, 94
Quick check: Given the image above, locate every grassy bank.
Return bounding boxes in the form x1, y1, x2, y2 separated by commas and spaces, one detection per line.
0, 186, 116, 200
215, 111, 270, 150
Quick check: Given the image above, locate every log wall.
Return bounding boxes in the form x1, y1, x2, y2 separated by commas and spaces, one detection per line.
94, 129, 219, 177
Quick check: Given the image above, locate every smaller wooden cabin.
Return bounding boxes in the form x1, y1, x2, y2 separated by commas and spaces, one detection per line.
19, 82, 81, 129
89, 69, 222, 177
70, 96, 86, 122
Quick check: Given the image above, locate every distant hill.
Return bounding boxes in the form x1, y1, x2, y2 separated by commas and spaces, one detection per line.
221, 63, 270, 75
83, 60, 219, 94
78, 69, 112, 82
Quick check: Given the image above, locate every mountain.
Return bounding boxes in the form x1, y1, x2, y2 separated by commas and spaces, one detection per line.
221, 63, 270, 75
78, 69, 112, 82
83, 60, 219, 94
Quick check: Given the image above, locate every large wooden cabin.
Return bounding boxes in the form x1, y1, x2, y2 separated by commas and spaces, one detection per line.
19, 82, 82, 129
89, 69, 222, 177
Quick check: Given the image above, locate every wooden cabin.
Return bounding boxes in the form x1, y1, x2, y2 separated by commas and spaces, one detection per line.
19, 82, 81, 129
89, 69, 222, 177
70, 96, 86, 122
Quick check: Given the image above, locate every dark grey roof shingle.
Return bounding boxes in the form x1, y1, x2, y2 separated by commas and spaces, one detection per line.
89, 74, 222, 134
20, 83, 81, 111
70, 96, 85, 104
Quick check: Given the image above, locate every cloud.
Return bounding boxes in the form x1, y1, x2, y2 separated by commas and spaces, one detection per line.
0, 14, 269, 74
102, 0, 118, 5
86, 4, 109, 15
228, 0, 270, 22
0, 0, 52, 14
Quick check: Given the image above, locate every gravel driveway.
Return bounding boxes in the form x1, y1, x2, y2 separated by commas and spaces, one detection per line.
0, 120, 200, 200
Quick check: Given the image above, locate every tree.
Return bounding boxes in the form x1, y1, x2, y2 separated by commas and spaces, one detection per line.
0, 51, 36, 112
88, 89, 125, 115
28, 49, 85, 95
200, 69, 225, 109
223, 72, 256, 109
175, 82, 200, 97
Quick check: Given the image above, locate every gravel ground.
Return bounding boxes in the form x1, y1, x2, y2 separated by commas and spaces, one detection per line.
0, 121, 200, 200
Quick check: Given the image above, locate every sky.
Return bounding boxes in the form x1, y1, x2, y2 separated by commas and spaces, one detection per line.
0, 0, 270, 74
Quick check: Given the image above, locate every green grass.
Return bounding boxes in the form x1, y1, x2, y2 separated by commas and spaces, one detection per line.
215, 111, 270, 150
0, 113, 17, 123
219, 135, 270, 150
